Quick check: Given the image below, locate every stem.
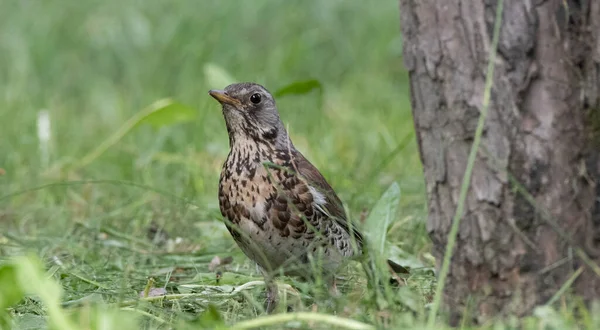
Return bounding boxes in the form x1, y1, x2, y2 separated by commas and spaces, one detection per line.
231, 312, 374, 330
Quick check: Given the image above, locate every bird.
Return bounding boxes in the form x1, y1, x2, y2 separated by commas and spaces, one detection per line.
209, 82, 407, 312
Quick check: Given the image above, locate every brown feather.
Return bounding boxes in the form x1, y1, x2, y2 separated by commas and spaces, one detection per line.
291, 150, 365, 249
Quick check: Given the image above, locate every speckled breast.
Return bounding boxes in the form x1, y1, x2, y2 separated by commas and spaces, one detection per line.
217, 144, 351, 276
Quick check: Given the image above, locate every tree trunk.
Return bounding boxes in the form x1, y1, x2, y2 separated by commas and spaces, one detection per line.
399, 0, 600, 323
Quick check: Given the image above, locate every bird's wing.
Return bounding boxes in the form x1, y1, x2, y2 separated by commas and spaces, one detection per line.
292, 150, 364, 249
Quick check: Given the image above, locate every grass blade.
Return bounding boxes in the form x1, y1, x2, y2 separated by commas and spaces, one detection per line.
230, 312, 374, 330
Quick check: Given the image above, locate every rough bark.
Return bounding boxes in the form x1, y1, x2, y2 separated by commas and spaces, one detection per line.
399, 0, 600, 323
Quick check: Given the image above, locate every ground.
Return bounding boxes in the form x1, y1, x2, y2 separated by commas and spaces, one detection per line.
0, 1, 594, 329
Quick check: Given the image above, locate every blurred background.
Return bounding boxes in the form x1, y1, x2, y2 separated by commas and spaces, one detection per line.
0, 0, 429, 326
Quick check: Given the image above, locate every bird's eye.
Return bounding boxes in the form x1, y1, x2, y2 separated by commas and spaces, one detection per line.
250, 93, 262, 104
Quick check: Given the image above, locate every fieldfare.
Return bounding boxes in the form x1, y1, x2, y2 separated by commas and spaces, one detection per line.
209, 82, 406, 312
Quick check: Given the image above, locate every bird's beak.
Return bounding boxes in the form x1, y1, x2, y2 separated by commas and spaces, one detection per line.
209, 90, 241, 107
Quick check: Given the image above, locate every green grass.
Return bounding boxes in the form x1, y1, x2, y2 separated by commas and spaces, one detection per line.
0, 1, 595, 329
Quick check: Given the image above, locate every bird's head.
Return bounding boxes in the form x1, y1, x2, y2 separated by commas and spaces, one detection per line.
209, 82, 288, 148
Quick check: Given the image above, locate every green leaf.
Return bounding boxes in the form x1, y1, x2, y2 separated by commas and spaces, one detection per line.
204, 63, 236, 88
195, 304, 225, 328
364, 182, 401, 255
14, 255, 77, 330
67, 98, 196, 172
273, 79, 323, 98
386, 244, 427, 270
0, 263, 24, 309
136, 102, 197, 129
362, 183, 401, 310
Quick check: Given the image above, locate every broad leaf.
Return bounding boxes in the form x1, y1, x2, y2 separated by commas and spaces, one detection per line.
194, 304, 225, 329
14, 255, 77, 330
68, 98, 196, 171
135, 101, 197, 129
362, 182, 402, 309
274, 79, 322, 98
204, 63, 236, 88
386, 244, 427, 270
0, 263, 24, 309
364, 182, 401, 255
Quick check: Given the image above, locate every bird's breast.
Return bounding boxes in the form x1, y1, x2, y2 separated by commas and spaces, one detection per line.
219, 143, 276, 226
217, 143, 357, 275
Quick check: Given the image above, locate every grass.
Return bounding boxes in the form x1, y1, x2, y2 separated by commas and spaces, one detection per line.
0, 0, 596, 329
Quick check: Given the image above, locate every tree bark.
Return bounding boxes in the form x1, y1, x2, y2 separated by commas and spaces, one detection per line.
399, 0, 600, 323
